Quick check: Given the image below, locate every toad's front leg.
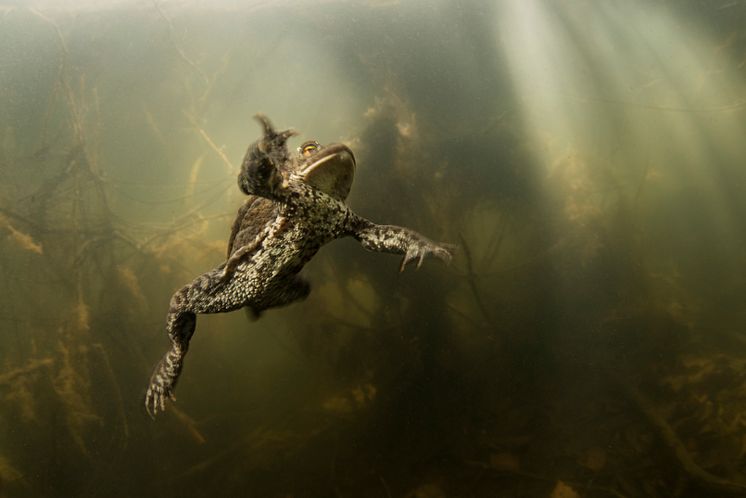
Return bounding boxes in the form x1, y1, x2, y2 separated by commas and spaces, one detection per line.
346, 216, 455, 271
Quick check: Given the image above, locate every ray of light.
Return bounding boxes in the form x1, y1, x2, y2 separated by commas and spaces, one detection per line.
496, 0, 746, 286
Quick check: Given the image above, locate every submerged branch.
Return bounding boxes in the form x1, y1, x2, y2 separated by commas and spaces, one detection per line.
458, 233, 495, 328
170, 405, 207, 445
151, 0, 209, 86
0, 358, 54, 386
618, 379, 746, 495
184, 112, 237, 174
29, 6, 111, 217
0, 213, 43, 254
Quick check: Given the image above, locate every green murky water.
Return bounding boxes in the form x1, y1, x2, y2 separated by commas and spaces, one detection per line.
1, 1, 746, 496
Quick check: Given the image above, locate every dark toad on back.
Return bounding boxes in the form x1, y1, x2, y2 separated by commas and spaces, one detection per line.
145, 115, 454, 416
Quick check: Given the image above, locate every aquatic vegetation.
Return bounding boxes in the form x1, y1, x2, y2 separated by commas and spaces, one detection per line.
51, 339, 101, 455
0, 357, 52, 423
0, 214, 43, 255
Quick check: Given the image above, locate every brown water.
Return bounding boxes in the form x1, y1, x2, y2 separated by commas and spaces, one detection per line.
1, 1, 746, 497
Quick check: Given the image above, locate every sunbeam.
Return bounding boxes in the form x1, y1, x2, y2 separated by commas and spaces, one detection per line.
498, 0, 746, 284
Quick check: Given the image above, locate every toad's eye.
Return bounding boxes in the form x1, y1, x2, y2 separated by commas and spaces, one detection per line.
299, 141, 320, 157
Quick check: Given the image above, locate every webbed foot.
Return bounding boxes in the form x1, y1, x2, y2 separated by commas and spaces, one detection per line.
400, 240, 456, 272
145, 347, 183, 418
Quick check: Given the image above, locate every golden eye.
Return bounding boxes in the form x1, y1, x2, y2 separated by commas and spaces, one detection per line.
300, 141, 319, 157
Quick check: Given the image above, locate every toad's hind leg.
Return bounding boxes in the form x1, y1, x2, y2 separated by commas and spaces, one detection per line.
145, 309, 195, 417
145, 266, 246, 417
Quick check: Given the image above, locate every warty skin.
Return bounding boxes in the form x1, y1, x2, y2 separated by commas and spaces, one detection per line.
145, 115, 454, 416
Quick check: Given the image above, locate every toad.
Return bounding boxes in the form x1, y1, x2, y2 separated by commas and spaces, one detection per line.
145, 115, 454, 416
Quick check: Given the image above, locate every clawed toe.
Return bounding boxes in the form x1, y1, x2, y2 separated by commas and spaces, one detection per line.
145, 383, 175, 418
400, 242, 457, 272
438, 243, 457, 264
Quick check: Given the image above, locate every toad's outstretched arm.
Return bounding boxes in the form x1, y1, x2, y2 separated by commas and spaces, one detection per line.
345, 215, 455, 271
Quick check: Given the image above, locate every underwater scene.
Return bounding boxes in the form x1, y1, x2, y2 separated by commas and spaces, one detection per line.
1, 0, 746, 496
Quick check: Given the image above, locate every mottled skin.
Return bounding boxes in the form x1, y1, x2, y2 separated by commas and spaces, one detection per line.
145, 115, 454, 416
